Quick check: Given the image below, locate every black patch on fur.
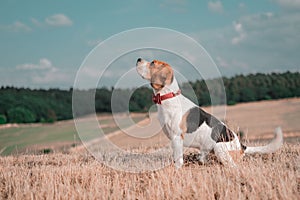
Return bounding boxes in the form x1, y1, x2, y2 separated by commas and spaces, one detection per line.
241, 143, 247, 151
186, 107, 218, 133
211, 123, 235, 143
185, 107, 235, 143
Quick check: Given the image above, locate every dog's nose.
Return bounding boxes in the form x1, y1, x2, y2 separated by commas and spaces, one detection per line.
137, 58, 142, 63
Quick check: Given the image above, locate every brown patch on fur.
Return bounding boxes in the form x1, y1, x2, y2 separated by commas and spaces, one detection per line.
151, 83, 164, 90
180, 110, 189, 134
229, 150, 244, 163
150, 60, 173, 91
180, 133, 185, 140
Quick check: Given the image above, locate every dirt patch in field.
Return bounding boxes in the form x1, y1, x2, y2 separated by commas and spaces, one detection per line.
218, 98, 300, 140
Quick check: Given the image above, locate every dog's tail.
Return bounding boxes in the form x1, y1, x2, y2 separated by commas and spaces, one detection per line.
244, 127, 283, 155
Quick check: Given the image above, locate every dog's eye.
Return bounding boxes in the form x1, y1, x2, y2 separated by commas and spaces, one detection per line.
150, 61, 155, 66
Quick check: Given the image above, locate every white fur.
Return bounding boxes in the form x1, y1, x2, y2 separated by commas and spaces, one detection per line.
244, 127, 283, 154
136, 58, 283, 168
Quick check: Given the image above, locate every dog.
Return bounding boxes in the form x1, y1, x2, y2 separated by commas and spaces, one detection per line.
136, 58, 283, 168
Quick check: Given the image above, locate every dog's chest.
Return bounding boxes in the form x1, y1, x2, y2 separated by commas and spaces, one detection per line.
157, 106, 182, 139
156, 96, 195, 139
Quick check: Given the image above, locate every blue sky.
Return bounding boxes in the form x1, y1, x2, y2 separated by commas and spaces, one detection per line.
0, 0, 299, 88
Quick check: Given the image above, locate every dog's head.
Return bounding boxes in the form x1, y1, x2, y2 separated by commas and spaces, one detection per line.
136, 58, 174, 91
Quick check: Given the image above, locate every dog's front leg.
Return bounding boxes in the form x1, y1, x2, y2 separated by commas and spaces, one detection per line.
171, 135, 184, 168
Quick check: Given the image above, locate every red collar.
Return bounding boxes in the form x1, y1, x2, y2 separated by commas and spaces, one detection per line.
152, 90, 181, 104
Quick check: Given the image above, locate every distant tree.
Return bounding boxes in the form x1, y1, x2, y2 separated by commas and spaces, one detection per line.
129, 87, 153, 112
95, 88, 112, 112
46, 109, 57, 123
7, 107, 36, 123
240, 87, 255, 102
0, 114, 7, 124
181, 82, 198, 104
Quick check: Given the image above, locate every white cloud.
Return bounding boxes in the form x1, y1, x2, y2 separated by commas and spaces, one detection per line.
233, 22, 242, 32
239, 3, 246, 9
0, 21, 31, 32
30, 14, 73, 28
236, 11, 299, 50
273, 0, 300, 10
45, 14, 73, 27
216, 56, 248, 70
30, 18, 43, 27
32, 70, 69, 84
231, 21, 246, 45
14, 58, 73, 86
208, 1, 224, 14
216, 56, 229, 68
1, 14, 73, 33
192, 10, 300, 76
16, 58, 56, 71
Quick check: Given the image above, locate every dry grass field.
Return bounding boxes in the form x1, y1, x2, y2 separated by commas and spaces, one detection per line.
0, 144, 299, 199
1, 98, 300, 199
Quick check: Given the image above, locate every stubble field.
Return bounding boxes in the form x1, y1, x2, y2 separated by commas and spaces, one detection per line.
1, 98, 300, 199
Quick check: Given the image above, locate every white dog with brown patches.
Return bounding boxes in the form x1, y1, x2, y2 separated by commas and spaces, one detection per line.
136, 58, 283, 168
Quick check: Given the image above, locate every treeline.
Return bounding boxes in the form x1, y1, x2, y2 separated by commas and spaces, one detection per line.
184, 71, 300, 106
0, 88, 73, 124
0, 71, 299, 124
0, 87, 152, 124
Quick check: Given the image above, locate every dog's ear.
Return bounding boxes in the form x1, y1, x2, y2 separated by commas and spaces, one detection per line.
150, 63, 173, 90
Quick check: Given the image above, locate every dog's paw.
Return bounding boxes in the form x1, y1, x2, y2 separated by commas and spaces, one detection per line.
174, 158, 184, 169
